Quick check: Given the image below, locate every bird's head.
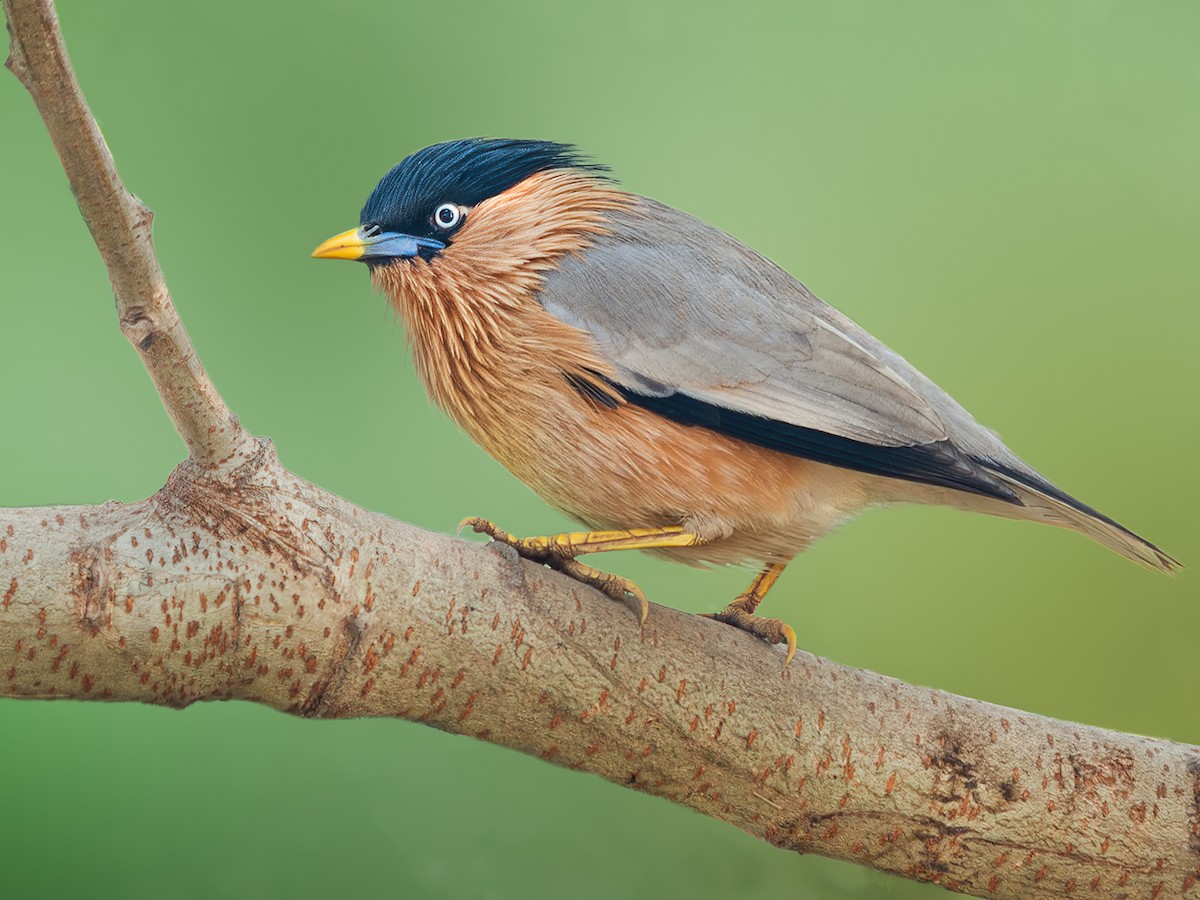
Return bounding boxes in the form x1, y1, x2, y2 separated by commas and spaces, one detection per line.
312, 138, 617, 278
312, 138, 627, 436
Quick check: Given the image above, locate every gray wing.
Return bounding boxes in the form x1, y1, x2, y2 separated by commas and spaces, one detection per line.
539, 197, 1025, 501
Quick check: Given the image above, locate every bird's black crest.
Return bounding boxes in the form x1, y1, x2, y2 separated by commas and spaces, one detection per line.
359, 139, 609, 243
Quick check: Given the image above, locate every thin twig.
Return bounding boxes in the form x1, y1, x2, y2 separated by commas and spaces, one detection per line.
4, 0, 248, 466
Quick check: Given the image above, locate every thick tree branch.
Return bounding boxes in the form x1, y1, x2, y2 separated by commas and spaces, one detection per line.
2, 457, 1198, 898
3, 1, 1199, 898
4, 0, 249, 466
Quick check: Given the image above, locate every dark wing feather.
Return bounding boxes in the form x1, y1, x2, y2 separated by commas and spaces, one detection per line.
616, 385, 1017, 502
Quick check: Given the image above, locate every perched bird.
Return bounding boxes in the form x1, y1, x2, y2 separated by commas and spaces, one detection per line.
314, 138, 1178, 664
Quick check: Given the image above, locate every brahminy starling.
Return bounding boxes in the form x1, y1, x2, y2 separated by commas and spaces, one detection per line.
313, 139, 1178, 664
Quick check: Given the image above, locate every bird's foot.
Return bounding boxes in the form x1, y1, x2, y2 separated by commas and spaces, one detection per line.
703, 595, 797, 666
555, 557, 649, 624
458, 517, 649, 623
459, 517, 699, 558
459, 516, 558, 563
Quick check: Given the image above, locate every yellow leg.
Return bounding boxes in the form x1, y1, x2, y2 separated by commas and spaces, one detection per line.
703, 563, 797, 666
459, 519, 701, 556
458, 518, 703, 624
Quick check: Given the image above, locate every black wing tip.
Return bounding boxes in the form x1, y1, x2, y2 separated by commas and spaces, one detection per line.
977, 458, 1182, 573
981, 459, 1136, 533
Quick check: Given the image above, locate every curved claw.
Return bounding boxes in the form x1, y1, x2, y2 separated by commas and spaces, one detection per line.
704, 599, 797, 667
457, 516, 491, 537
780, 623, 797, 667
557, 558, 648, 625
625, 579, 650, 626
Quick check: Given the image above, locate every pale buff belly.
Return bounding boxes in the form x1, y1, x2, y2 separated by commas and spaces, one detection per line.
460, 388, 875, 568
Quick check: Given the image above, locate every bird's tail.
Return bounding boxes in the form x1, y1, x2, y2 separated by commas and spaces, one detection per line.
964, 461, 1181, 574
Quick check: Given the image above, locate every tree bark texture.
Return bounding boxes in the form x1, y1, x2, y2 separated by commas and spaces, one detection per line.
3, 450, 1199, 898
3, 1, 1198, 897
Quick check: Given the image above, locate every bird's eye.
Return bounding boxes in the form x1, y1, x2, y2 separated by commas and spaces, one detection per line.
362, 223, 382, 238
432, 203, 464, 231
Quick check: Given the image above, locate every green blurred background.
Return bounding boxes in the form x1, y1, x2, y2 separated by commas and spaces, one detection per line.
2, 1, 1197, 897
